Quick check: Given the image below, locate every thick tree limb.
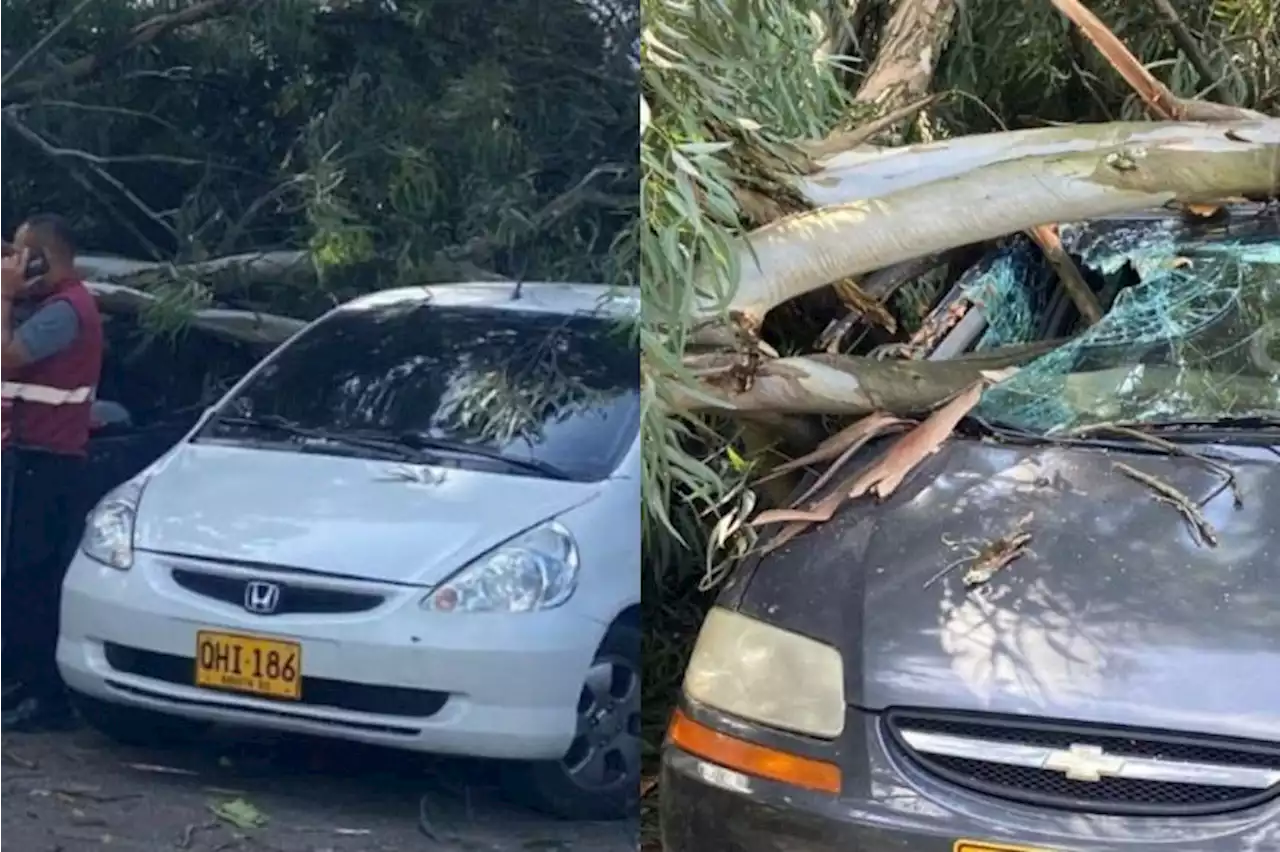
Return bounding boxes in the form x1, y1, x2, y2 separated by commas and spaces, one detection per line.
679, 339, 1065, 416
703, 120, 1280, 325
853, 0, 957, 113
77, 251, 310, 285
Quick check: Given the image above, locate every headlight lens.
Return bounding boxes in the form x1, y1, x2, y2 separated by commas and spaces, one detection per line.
81, 478, 148, 570
683, 607, 845, 738
421, 521, 579, 613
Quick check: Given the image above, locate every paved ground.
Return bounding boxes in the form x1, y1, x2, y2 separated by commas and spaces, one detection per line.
2, 725, 637, 852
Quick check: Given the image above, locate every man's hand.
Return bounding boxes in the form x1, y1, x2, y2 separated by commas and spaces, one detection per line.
2, 249, 29, 300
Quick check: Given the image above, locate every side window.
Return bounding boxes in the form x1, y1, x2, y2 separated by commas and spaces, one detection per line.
97, 311, 265, 428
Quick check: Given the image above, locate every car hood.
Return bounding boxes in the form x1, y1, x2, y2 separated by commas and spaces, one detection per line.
732, 437, 1280, 741
133, 442, 600, 586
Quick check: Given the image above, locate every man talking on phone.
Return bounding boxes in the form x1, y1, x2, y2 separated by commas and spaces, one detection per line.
2, 214, 104, 731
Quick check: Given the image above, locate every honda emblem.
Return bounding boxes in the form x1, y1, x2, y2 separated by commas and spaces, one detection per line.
243, 581, 281, 615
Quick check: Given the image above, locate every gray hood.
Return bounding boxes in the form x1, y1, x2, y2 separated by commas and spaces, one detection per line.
733, 437, 1280, 742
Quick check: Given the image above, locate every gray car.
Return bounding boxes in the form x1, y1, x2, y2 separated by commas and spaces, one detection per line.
661, 208, 1280, 851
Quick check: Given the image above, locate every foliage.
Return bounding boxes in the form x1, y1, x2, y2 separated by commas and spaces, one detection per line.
2, 0, 639, 319
936, 0, 1279, 130
640, 0, 848, 588
638, 0, 854, 779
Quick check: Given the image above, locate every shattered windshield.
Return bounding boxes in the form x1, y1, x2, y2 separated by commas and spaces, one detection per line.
972, 213, 1280, 433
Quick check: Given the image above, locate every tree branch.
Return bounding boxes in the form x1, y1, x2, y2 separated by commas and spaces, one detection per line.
1046, 0, 1264, 120
1151, 0, 1228, 102
3, 0, 254, 103
436, 163, 631, 265
3, 110, 182, 246
1, 0, 97, 87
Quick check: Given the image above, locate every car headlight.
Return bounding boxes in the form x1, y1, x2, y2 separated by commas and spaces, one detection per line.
81, 477, 149, 570
421, 521, 580, 613
683, 607, 845, 738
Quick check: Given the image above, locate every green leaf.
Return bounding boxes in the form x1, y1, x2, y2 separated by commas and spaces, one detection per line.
210, 798, 268, 831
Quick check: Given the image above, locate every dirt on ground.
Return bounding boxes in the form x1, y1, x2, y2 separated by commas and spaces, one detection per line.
2, 725, 637, 851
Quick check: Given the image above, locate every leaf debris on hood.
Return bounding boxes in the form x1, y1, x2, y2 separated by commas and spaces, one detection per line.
927, 511, 1035, 590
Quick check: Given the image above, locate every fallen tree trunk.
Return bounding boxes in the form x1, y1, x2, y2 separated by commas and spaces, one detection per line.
679, 339, 1062, 415
801, 120, 1275, 207
700, 119, 1280, 325
78, 250, 310, 284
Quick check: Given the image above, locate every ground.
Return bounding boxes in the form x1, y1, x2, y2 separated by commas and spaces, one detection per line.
2, 725, 637, 852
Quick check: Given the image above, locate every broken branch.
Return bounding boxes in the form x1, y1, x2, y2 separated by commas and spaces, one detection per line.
1115, 462, 1219, 546
1029, 223, 1104, 324
1046, 0, 1264, 121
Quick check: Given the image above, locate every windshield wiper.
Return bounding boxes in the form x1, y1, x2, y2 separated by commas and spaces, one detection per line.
212, 415, 428, 461
389, 431, 575, 481
1141, 415, 1280, 431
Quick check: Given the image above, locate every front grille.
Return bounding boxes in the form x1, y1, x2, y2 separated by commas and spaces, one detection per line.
104, 643, 448, 718
171, 569, 384, 615
886, 710, 1280, 816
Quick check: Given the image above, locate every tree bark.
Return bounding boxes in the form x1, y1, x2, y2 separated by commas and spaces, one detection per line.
699, 119, 1280, 326
678, 339, 1063, 416
854, 0, 957, 111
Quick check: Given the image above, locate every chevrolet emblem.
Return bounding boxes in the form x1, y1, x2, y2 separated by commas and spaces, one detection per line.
1043, 744, 1126, 782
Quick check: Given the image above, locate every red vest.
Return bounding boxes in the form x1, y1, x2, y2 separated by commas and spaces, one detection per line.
2, 279, 104, 456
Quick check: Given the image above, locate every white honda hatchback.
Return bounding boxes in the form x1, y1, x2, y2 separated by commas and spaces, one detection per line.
58, 282, 640, 820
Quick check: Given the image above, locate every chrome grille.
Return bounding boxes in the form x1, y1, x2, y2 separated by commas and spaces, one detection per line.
171, 568, 384, 615
886, 711, 1280, 816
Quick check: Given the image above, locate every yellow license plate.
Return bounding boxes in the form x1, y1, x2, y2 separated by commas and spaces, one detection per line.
956, 843, 1053, 852
195, 630, 302, 700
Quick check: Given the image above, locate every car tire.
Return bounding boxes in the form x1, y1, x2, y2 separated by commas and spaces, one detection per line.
503, 622, 641, 821
71, 693, 211, 748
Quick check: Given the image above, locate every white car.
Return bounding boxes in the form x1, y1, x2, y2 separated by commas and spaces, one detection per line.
58, 281, 641, 820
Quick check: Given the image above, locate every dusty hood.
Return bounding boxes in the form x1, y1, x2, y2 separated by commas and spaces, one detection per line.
134, 442, 599, 586
733, 437, 1280, 742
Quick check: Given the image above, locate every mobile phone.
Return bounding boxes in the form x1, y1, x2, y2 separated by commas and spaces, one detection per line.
24, 249, 48, 280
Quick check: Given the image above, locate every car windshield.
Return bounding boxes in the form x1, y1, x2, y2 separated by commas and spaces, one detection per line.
199, 298, 639, 481
975, 215, 1280, 434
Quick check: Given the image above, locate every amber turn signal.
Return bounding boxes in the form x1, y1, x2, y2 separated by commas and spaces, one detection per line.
667, 709, 841, 794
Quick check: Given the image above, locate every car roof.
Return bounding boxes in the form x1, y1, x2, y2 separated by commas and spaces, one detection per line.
343, 281, 639, 319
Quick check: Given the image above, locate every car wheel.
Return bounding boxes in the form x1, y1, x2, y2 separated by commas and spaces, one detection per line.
71, 693, 211, 748
504, 623, 641, 821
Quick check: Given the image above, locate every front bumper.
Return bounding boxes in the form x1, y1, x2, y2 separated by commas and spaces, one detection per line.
58, 548, 607, 760
660, 704, 1280, 852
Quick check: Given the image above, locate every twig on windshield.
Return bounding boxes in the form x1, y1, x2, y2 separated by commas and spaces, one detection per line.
1114, 462, 1219, 547
1070, 422, 1243, 507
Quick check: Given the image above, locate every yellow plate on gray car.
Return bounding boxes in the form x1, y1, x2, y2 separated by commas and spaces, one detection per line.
956, 843, 1052, 852
195, 630, 302, 700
